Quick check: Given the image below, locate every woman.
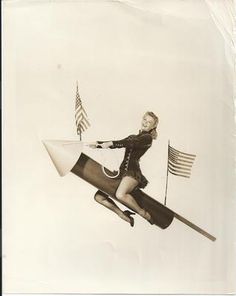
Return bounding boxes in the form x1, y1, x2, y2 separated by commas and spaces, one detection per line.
89, 111, 159, 227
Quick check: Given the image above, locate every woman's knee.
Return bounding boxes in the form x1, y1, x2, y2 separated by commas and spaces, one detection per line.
116, 176, 138, 201
94, 190, 107, 203
115, 189, 126, 201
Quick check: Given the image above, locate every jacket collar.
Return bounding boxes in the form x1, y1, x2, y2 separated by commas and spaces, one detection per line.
138, 129, 151, 135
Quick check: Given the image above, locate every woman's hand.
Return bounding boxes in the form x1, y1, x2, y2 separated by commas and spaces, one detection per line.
99, 141, 113, 149
87, 142, 98, 149
86, 141, 113, 149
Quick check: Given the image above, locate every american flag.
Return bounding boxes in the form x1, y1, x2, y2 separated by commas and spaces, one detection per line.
168, 144, 196, 178
75, 82, 90, 139
164, 142, 196, 205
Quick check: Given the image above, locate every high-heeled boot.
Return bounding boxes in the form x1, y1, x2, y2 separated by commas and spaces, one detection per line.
123, 210, 136, 227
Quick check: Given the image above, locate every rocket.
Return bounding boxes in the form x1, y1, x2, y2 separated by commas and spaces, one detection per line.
43, 140, 216, 241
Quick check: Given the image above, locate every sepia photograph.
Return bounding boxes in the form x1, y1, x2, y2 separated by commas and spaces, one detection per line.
2, 0, 236, 295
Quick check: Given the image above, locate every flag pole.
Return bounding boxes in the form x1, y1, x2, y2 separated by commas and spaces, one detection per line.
164, 140, 170, 206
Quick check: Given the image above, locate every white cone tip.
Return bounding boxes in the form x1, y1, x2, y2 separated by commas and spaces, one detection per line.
42, 140, 84, 176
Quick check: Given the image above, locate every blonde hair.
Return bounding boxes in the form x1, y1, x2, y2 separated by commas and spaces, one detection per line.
144, 111, 159, 140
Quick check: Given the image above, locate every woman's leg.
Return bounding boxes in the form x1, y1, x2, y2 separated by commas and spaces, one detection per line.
94, 190, 134, 225
116, 176, 152, 221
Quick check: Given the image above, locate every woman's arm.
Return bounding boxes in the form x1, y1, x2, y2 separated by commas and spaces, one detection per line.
97, 141, 113, 148
111, 134, 152, 149
88, 134, 152, 149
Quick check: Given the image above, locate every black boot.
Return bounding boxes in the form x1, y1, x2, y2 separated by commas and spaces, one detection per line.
123, 210, 136, 227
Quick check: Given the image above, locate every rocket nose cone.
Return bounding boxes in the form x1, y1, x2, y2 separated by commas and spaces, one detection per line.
42, 140, 83, 176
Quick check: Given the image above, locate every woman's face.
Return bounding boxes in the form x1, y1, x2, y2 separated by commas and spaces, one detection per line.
141, 114, 156, 132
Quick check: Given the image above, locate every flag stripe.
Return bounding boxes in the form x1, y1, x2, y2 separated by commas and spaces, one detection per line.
168, 162, 192, 172
169, 150, 196, 161
168, 159, 193, 169
77, 124, 84, 132
75, 116, 89, 127
168, 158, 194, 165
169, 149, 195, 159
80, 120, 88, 130
78, 122, 88, 131
169, 155, 193, 166
81, 116, 90, 127
75, 109, 88, 119
75, 106, 88, 116
75, 106, 83, 115
169, 155, 193, 167
168, 170, 190, 178
169, 155, 194, 166
169, 146, 196, 157
169, 150, 195, 160
81, 115, 90, 126
168, 166, 191, 175
169, 146, 196, 158
75, 111, 90, 124
168, 169, 191, 178
80, 119, 88, 129
78, 123, 85, 131
77, 121, 88, 130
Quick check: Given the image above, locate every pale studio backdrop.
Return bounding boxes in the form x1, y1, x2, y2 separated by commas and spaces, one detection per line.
3, 0, 235, 294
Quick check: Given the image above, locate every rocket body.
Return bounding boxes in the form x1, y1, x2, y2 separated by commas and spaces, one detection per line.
71, 153, 174, 229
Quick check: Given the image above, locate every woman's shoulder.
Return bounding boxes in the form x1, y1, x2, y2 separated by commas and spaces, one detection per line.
128, 134, 136, 138
139, 132, 153, 140
126, 132, 153, 143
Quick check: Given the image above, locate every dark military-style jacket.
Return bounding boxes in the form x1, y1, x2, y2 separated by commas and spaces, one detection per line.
97, 131, 153, 187
101, 130, 153, 173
